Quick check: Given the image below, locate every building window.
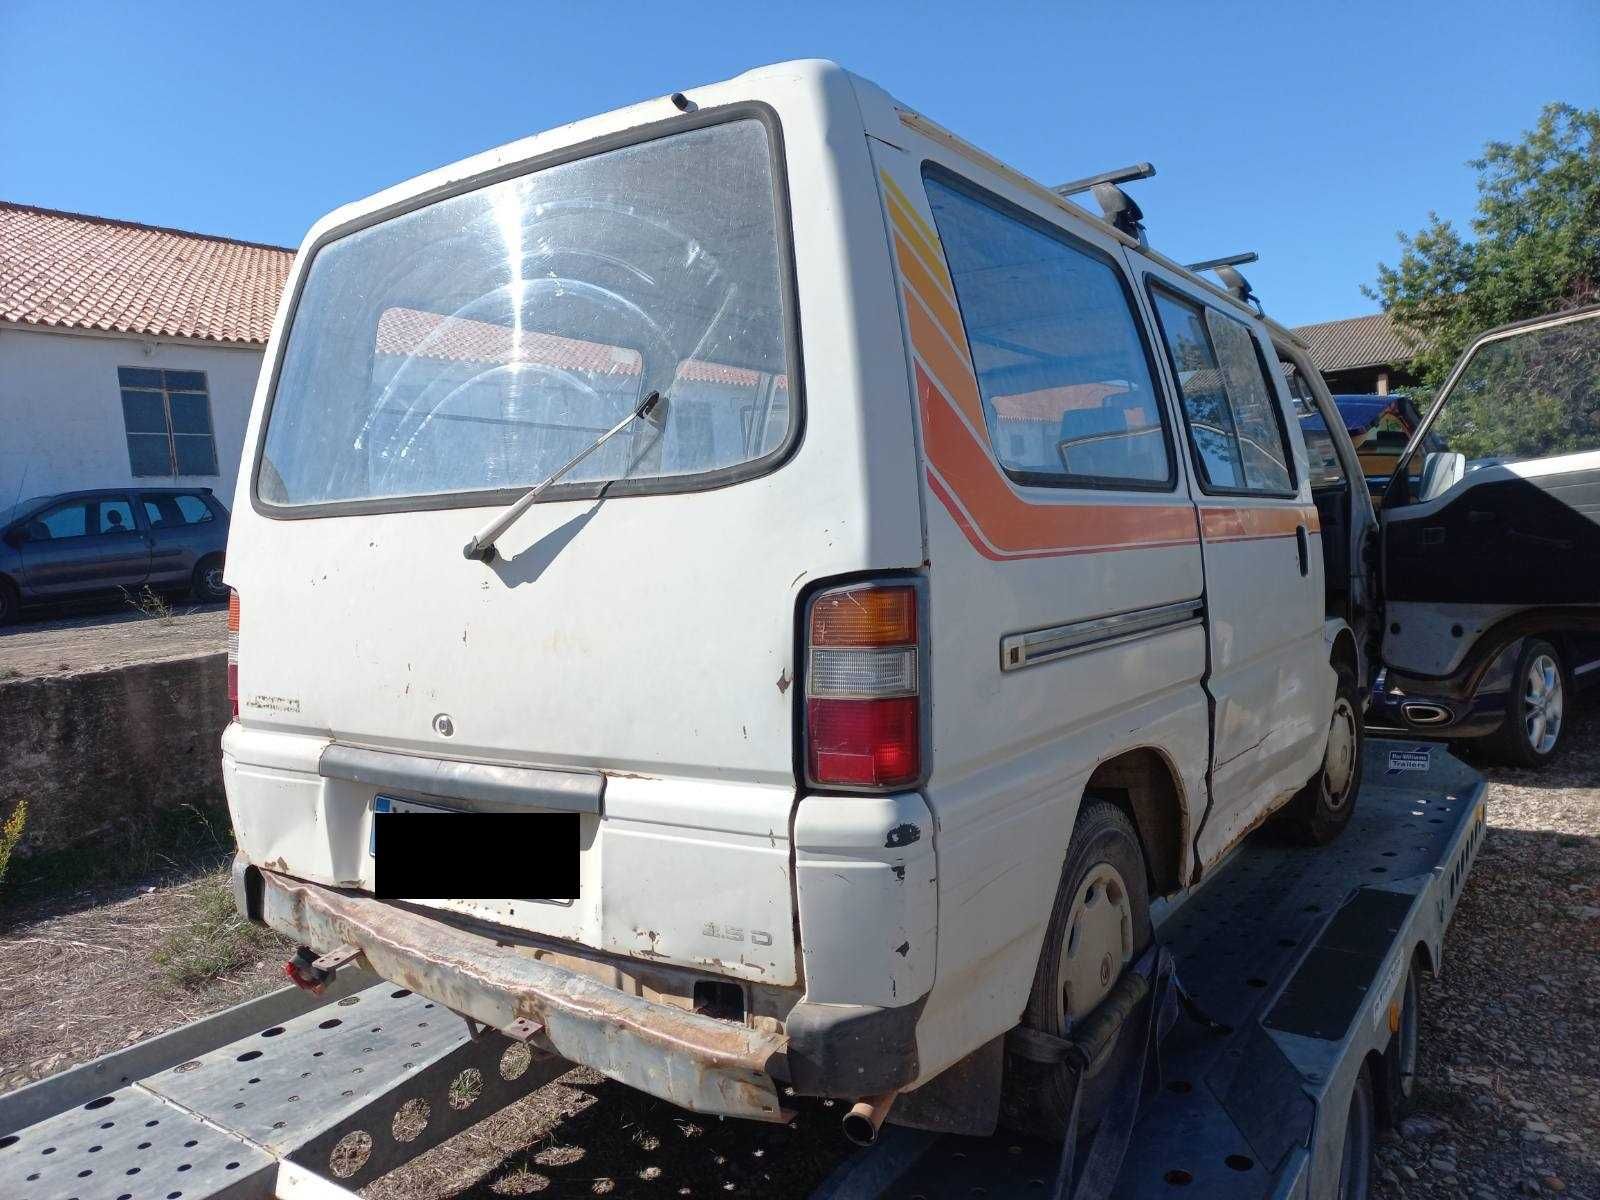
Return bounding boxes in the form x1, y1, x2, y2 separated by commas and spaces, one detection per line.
118, 367, 220, 477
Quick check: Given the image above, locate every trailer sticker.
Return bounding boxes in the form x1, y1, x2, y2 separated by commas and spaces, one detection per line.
1387, 746, 1432, 774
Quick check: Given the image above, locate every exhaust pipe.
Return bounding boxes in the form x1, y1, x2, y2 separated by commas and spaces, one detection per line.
1401, 702, 1451, 726
842, 1093, 897, 1146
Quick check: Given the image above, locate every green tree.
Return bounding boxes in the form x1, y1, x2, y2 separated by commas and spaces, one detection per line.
1368, 103, 1600, 392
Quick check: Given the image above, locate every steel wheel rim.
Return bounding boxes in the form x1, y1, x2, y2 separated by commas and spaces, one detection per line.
1324, 697, 1358, 809
1056, 860, 1134, 1074
204, 565, 225, 595
1523, 653, 1563, 754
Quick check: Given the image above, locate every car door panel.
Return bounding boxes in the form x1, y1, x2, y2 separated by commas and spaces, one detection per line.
1138, 269, 1330, 863
1380, 307, 1600, 680
18, 495, 151, 596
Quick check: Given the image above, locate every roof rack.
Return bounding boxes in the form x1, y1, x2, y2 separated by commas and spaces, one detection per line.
1185, 252, 1263, 314
1183, 251, 1258, 273
1053, 164, 1155, 246
1052, 162, 1156, 197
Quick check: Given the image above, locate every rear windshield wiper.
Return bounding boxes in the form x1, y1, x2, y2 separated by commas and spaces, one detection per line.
462, 391, 663, 564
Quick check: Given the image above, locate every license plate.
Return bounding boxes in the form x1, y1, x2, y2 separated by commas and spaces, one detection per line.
370, 794, 455, 854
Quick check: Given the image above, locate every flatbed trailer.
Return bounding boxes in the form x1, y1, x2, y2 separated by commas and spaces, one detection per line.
0, 739, 1485, 1200
817, 740, 1487, 1200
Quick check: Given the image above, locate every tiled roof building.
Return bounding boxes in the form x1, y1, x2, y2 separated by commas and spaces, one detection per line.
1291, 311, 1422, 395
0, 202, 293, 345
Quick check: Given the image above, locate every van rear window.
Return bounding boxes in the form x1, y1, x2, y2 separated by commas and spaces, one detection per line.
257, 117, 795, 510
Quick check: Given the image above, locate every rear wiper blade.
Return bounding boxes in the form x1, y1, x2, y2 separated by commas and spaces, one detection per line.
462, 390, 662, 564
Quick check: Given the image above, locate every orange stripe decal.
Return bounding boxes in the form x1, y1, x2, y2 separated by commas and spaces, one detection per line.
893, 233, 967, 358
1200, 505, 1321, 542
919, 366, 1200, 557
905, 288, 986, 434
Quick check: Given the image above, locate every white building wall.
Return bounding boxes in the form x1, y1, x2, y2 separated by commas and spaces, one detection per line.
0, 326, 264, 509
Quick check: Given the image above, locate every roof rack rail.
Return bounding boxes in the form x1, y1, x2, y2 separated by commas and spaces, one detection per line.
1054, 164, 1155, 248
1183, 251, 1259, 273
1052, 162, 1156, 197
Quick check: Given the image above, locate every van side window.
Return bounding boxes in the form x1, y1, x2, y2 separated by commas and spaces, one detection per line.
923, 173, 1173, 490
1150, 287, 1296, 494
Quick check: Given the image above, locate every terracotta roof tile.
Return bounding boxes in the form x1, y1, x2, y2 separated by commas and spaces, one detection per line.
0, 201, 293, 345
1292, 312, 1421, 373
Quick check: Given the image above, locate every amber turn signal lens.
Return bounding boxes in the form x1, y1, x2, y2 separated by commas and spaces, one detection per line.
809, 585, 916, 647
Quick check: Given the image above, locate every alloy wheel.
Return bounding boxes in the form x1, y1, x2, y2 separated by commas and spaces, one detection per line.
1523, 653, 1564, 755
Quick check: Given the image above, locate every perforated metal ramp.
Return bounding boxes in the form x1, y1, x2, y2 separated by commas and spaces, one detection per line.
0, 968, 568, 1200
815, 740, 1488, 1200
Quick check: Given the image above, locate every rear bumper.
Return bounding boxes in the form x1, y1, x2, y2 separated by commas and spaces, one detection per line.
237, 860, 925, 1121
245, 862, 792, 1120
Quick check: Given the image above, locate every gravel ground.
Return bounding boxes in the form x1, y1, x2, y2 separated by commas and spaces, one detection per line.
1370, 719, 1600, 1200
2, 715, 1594, 1197
0, 601, 225, 677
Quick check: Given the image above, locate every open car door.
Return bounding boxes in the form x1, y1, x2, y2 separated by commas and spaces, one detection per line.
1379, 304, 1600, 690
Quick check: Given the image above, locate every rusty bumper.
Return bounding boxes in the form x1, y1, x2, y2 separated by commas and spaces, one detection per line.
250, 866, 790, 1122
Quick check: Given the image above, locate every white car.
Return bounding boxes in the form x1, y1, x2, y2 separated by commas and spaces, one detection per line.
222, 61, 1376, 1140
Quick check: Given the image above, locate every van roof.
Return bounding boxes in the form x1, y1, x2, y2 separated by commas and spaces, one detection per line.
286, 58, 1308, 355
873, 91, 1306, 350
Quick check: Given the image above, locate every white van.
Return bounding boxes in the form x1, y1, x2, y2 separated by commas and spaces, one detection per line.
223, 60, 1377, 1138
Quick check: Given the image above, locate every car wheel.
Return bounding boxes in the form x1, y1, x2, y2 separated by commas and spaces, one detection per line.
0, 576, 17, 626
1283, 663, 1364, 845
1001, 799, 1152, 1140
192, 555, 228, 604
1484, 638, 1568, 768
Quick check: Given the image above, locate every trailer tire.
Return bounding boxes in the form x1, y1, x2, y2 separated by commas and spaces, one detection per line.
1339, 1063, 1376, 1200
1378, 956, 1422, 1126
1283, 664, 1363, 845
1001, 799, 1152, 1141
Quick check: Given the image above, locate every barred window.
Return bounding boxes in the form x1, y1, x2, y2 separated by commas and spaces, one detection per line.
117, 367, 219, 477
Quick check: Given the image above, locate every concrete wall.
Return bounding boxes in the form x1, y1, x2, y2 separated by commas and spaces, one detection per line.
0, 651, 228, 855
0, 326, 263, 509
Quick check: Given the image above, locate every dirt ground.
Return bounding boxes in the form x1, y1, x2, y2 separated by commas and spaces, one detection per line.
0, 601, 225, 678
1, 716, 1595, 1198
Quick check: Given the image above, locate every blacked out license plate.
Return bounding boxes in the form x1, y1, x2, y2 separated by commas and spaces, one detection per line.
371, 796, 579, 900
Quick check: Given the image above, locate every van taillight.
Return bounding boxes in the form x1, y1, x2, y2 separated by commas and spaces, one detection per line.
227, 590, 240, 719
804, 583, 922, 789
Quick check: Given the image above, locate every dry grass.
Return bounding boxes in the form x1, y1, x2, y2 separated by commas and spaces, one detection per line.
152, 871, 286, 990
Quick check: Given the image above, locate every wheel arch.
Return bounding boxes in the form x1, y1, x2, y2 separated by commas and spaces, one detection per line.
1081, 747, 1188, 900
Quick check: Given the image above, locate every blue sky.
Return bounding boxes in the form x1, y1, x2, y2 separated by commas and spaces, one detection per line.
3, 1, 1597, 326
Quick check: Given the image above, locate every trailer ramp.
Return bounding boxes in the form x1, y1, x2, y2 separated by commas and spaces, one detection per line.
817, 740, 1487, 1200
0, 967, 567, 1199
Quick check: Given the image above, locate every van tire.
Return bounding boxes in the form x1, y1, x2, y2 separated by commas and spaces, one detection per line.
1483, 638, 1567, 768
0, 576, 17, 626
1283, 663, 1363, 845
1001, 799, 1152, 1140
192, 555, 228, 604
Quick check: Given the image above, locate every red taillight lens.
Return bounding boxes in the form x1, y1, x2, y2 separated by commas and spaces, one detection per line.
227, 590, 240, 718
807, 696, 920, 787
803, 582, 922, 790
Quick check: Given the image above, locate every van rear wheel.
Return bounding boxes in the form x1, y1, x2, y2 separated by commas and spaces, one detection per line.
1283, 664, 1362, 845
1001, 799, 1151, 1140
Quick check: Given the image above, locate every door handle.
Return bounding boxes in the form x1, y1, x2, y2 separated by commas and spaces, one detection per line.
1295, 525, 1309, 576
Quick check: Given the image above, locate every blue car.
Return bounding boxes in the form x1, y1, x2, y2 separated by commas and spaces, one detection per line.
0, 487, 230, 623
